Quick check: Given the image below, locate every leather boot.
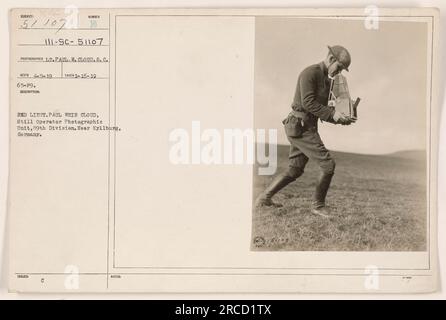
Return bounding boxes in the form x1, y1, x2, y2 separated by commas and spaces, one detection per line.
256, 174, 295, 207
311, 172, 334, 216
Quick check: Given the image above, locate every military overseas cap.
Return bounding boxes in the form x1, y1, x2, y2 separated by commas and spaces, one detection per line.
327, 45, 351, 71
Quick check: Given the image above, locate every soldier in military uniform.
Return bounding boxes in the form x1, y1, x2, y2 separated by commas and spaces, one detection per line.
256, 45, 355, 217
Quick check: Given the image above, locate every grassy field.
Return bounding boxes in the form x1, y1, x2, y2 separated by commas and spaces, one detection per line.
251, 145, 427, 251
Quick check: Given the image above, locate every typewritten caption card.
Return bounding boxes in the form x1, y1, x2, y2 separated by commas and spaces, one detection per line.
8, 8, 439, 292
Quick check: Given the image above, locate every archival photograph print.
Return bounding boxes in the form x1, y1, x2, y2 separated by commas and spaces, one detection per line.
252, 17, 428, 252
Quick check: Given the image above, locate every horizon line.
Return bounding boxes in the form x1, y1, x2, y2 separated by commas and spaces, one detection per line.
255, 142, 426, 157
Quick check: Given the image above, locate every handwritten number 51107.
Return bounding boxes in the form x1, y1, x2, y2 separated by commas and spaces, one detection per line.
20, 18, 68, 33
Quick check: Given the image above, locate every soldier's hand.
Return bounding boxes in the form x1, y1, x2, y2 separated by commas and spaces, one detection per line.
340, 116, 357, 126
333, 111, 356, 125
333, 110, 349, 124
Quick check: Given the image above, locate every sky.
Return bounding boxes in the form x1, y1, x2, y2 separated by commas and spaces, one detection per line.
254, 17, 429, 154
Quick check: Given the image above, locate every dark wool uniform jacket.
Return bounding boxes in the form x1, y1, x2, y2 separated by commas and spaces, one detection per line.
291, 61, 336, 128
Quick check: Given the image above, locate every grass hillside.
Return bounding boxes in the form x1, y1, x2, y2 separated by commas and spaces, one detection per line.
251, 144, 427, 251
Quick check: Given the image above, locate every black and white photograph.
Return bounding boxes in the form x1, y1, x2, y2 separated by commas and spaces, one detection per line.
252, 17, 429, 252
4, 7, 440, 294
